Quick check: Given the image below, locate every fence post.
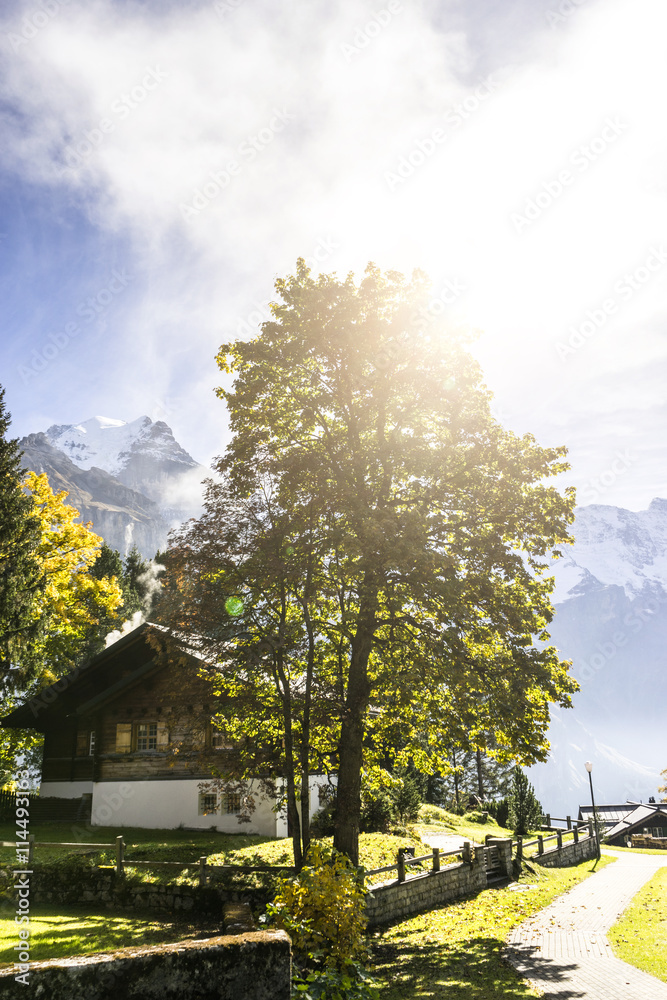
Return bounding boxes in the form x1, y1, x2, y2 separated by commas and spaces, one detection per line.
566, 815, 572, 830
588, 820, 594, 839
516, 836, 523, 865
432, 847, 440, 873
115, 836, 124, 875
537, 835, 544, 855
573, 826, 579, 844
199, 856, 207, 887
356, 865, 365, 886
546, 813, 551, 828
557, 830, 563, 850
27, 834, 34, 865
462, 841, 472, 864
397, 850, 406, 883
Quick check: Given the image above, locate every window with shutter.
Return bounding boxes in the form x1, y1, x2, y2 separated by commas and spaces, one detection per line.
137, 722, 157, 750
156, 723, 169, 749
115, 723, 132, 753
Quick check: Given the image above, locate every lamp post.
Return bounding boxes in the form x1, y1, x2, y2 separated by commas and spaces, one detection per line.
585, 761, 601, 859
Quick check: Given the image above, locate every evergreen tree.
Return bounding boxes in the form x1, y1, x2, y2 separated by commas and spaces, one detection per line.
0, 387, 44, 692
508, 766, 542, 835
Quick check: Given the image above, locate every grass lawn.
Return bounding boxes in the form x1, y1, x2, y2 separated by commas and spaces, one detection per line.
370, 855, 616, 999
0, 906, 221, 967
608, 866, 667, 982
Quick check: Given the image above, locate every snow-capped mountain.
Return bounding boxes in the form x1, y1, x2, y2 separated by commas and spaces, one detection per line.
529, 499, 667, 816
21, 416, 208, 558
550, 499, 667, 602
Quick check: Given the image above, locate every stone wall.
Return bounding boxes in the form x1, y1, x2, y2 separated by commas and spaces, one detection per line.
365, 847, 487, 926
0, 930, 291, 1000
26, 864, 268, 914
535, 833, 598, 868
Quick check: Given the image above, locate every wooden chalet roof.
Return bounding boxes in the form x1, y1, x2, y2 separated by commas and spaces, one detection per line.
605, 802, 667, 841
1, 622, 178, 732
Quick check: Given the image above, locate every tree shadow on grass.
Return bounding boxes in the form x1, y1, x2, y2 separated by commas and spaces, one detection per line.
372, 934, 585, 999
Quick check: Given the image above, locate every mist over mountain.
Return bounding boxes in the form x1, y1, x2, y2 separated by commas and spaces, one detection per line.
20, 415, 208, 558
529, 500, 666, 818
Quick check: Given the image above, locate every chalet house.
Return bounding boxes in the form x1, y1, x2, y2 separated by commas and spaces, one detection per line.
1, 623, 324, 836
603, 802, 667, 847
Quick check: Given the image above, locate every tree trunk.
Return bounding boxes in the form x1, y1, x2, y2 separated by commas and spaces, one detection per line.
333, 577, 377, 865
476, 748, 485, 803
452, 748, 460, 811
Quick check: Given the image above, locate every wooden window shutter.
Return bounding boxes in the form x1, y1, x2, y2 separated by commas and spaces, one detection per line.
115, 723, 132, 753
76, 731, 88, 756
156, 723, 169, 749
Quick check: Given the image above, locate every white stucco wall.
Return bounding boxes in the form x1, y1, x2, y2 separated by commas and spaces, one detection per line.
39, 781, 93, 799
90, 779, 282, 835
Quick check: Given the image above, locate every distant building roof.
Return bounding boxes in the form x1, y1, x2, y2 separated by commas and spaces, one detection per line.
605, 803, 667, 841
578, 804, 637, 829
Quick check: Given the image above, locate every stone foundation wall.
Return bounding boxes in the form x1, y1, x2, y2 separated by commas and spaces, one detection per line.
535, 834, 598, 868
365, 848, 487, 926
0, 930, 291, 1000
22, 865, 268, 915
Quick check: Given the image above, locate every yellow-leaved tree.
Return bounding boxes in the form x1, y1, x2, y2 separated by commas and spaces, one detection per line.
0, 473, 123, 783
21, 471, 123, 685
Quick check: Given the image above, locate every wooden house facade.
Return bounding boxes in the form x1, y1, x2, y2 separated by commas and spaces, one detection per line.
1, 623, 324, 835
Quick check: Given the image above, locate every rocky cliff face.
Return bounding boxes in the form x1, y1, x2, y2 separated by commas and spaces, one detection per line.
529, 500, 667, 816
20, 416, 208, 558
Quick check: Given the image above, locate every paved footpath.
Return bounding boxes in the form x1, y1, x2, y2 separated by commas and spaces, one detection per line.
506, 849, 667, 999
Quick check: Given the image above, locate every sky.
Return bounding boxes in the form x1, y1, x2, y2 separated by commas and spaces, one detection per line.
1, 0, 667, 511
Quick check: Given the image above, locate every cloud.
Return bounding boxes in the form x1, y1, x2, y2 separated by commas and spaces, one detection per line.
1, 0, 667, 500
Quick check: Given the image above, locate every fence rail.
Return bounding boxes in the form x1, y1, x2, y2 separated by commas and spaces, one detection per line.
2, 816, 598, 889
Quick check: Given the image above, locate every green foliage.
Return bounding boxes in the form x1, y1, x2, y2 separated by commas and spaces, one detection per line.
161, 260, 577, 865
292, 964, 378, 1000
486, 797, 510, 829
507, 766, 542, 835
462, 810, 488, 824
0, 387, 43, 691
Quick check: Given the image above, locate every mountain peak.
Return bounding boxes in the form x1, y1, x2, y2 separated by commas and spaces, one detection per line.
45, 415, 197, 478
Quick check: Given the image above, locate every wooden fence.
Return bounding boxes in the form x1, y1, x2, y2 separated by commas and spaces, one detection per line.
0, 834, 295, 886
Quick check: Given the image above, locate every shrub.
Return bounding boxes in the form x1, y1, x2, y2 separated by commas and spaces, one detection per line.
266, 843, 376, 999
487, 797, 510, 829
267, 843, 367, 968
508, 767, 542, 836
462, 810, 488, 824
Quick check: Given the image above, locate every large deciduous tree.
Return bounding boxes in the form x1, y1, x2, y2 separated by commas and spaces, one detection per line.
170, 261, 578, 864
